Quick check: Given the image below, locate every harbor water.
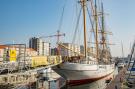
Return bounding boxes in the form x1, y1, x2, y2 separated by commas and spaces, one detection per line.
15, 67, 118, 89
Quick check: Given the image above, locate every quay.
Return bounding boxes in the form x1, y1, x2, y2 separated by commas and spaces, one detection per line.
106, 67, 135, 89
106, 42, 135, 89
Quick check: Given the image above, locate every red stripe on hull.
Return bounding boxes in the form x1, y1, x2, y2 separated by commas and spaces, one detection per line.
67, 71, 114, 86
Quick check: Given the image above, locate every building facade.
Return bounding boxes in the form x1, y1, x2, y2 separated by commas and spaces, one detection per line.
42, 42, 50, 56
51, 48, 58, 55
0, 45, 38, 62
59, 43, 80, 57
29, 37, 50, 56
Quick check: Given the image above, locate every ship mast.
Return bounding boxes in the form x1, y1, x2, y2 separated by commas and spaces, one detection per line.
101, 2, 106, 51
81, 0, 87, 58
94, 0, 99, 60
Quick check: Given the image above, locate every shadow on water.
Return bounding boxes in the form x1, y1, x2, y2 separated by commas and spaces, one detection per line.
60, 67, 118, 89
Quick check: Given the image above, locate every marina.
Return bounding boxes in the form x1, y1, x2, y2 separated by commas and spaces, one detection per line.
0, 0, 135, 89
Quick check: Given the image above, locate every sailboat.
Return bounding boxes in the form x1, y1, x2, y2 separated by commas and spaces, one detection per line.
52, 0, 115, 86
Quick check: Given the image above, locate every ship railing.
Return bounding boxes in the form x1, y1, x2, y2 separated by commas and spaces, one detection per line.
80, 60, 98, 65
62, 56, 98, 65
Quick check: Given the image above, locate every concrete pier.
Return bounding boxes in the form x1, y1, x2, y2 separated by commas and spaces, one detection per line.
106, 67, 135, 89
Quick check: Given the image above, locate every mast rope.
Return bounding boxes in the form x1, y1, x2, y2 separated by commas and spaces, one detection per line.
86, 6, 95, 39
89, 0, 95, 16
72, 8, 82, 44
57, 0, 67, 32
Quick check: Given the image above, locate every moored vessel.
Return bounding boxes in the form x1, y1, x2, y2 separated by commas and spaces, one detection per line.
53, 0, 115, 86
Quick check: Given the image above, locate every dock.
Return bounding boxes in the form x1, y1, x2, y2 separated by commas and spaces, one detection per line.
106, 67, 135, 89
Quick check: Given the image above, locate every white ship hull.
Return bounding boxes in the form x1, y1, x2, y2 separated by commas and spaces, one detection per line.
52, 61, 115, 86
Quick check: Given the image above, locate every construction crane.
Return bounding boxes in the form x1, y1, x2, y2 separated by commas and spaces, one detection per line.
39, 30, 65, 43
39, 30, 65, 55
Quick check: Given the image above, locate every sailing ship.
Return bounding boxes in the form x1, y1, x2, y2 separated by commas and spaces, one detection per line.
52, 0, 115, 86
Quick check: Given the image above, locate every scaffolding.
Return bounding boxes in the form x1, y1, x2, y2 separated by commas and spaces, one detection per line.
0, 44, 62, 89
0, 44, 28, 73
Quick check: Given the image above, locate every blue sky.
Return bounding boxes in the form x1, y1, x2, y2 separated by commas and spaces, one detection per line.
0, 0, 135, 57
